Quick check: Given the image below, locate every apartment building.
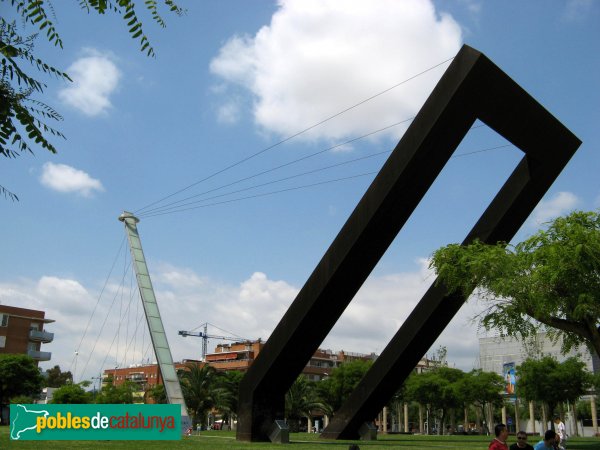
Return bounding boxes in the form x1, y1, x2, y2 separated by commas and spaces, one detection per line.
0, 305, 54, 364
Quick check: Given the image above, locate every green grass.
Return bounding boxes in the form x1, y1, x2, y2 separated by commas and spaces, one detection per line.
3, 427, 600, 449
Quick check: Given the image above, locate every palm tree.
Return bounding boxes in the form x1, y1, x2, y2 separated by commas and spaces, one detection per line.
285, 376, 324, 432
178, 363, 218, 429
214, 370, 244, 430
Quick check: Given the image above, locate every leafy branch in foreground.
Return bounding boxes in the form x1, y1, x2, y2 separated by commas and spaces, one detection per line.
1, 0, 184, 200
430, 210, 600, 357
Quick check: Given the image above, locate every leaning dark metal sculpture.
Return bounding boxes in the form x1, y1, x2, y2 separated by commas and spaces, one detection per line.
236, 44, 581, 442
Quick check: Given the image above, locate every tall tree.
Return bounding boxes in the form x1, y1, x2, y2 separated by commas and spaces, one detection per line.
95, 379, 136, 404
456, 369, 504, 433
285, 376, 322, 432
430, 211, 600, 356
214, 370, 243, 428
516, 356, 592, 422
45, 365, 73, 387
51, 383, 91, 404
178, 363, 218, 428
316, 359, 372, 414
404, 367, 465, 435
1, 0, 184, 200
0, 354, 44, 403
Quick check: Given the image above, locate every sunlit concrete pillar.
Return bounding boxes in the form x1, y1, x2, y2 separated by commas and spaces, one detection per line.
529, 401, 536, 434
502, 405, 507, 427
592, 396, 598, 435
541, 404, 547, 433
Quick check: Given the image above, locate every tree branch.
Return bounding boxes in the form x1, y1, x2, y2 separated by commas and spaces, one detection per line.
526, 307, 593, 340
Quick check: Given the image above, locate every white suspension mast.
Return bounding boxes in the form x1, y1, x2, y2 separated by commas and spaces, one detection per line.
119, 211, 191, 433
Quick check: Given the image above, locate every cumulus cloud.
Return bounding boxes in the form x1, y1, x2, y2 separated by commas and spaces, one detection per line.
210, 0, 463, 142
0, 276, 98, 379
58, 49, 120, 116
563, 0, 594, 21
530, 191, 580, 226
459, 0, 483, 15
40, 162, 104, 197
0, 258, 486, 383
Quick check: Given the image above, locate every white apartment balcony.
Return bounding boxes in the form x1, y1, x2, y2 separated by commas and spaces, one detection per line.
29, 329, 54, 343
28, 349, 52, 361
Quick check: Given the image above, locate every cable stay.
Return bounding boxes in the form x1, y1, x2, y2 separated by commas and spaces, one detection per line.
139, 142, 514, 219
70, 237, 126, 380
140, 148, 393, 217
134, 56, 455, 215
138, 118, 412, 217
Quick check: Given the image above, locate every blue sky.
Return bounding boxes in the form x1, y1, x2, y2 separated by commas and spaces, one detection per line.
1, 0, 599, 384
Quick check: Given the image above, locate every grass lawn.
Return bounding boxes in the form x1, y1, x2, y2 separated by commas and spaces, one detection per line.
3, 427, 600, 449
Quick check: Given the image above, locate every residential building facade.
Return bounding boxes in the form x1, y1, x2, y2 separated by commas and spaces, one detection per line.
0, 305, 54, 364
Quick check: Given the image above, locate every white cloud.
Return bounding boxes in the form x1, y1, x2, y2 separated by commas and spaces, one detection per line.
59, 49, 120, 116
40, 162, 104, 197
210, 0, 462, 142
563, 0, 594, 21
0, 260, 486, 382
216, 100, 242, 124
0, 276, 99, 378
460, 0, 482, 15
530, 191, 580, 226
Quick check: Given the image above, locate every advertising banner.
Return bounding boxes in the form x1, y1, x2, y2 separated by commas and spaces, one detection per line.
10, 404, 180, 440
503, 362, 516, 397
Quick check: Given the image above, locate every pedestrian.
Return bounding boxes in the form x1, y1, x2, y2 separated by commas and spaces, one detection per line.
553, 416, 567, 449
489, 423, 509, 450
510, 431, 534, 450
534, 430, 556, 450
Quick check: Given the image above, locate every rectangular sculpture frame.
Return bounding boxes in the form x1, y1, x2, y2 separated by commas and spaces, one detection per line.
236, 44, 581, 441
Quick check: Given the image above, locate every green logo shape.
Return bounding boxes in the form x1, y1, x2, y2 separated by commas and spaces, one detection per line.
10, 404, 181, 440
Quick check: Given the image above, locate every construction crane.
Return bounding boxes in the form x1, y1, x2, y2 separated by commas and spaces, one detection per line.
178, 323, 246, 361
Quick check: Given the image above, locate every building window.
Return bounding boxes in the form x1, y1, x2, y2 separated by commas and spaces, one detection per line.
0, 314, 8, 327
0, 336, 6, 348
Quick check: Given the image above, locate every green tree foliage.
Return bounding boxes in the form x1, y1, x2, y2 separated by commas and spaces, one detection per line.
0, 354, 44, 403
213, 370, 243, 427
285, 376, 322, 432
404, 367, 465, 434
1, 0, 184, 200
516, 356, 592, 419
45, 365, 73, 387
178, 363, 218, 428
145, 383, 166, 404
456, 369, 504, 431
316, 359, 372, 414
51, 383, 91, 404
430, 211, 600, 356
95, 379, 136, 404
